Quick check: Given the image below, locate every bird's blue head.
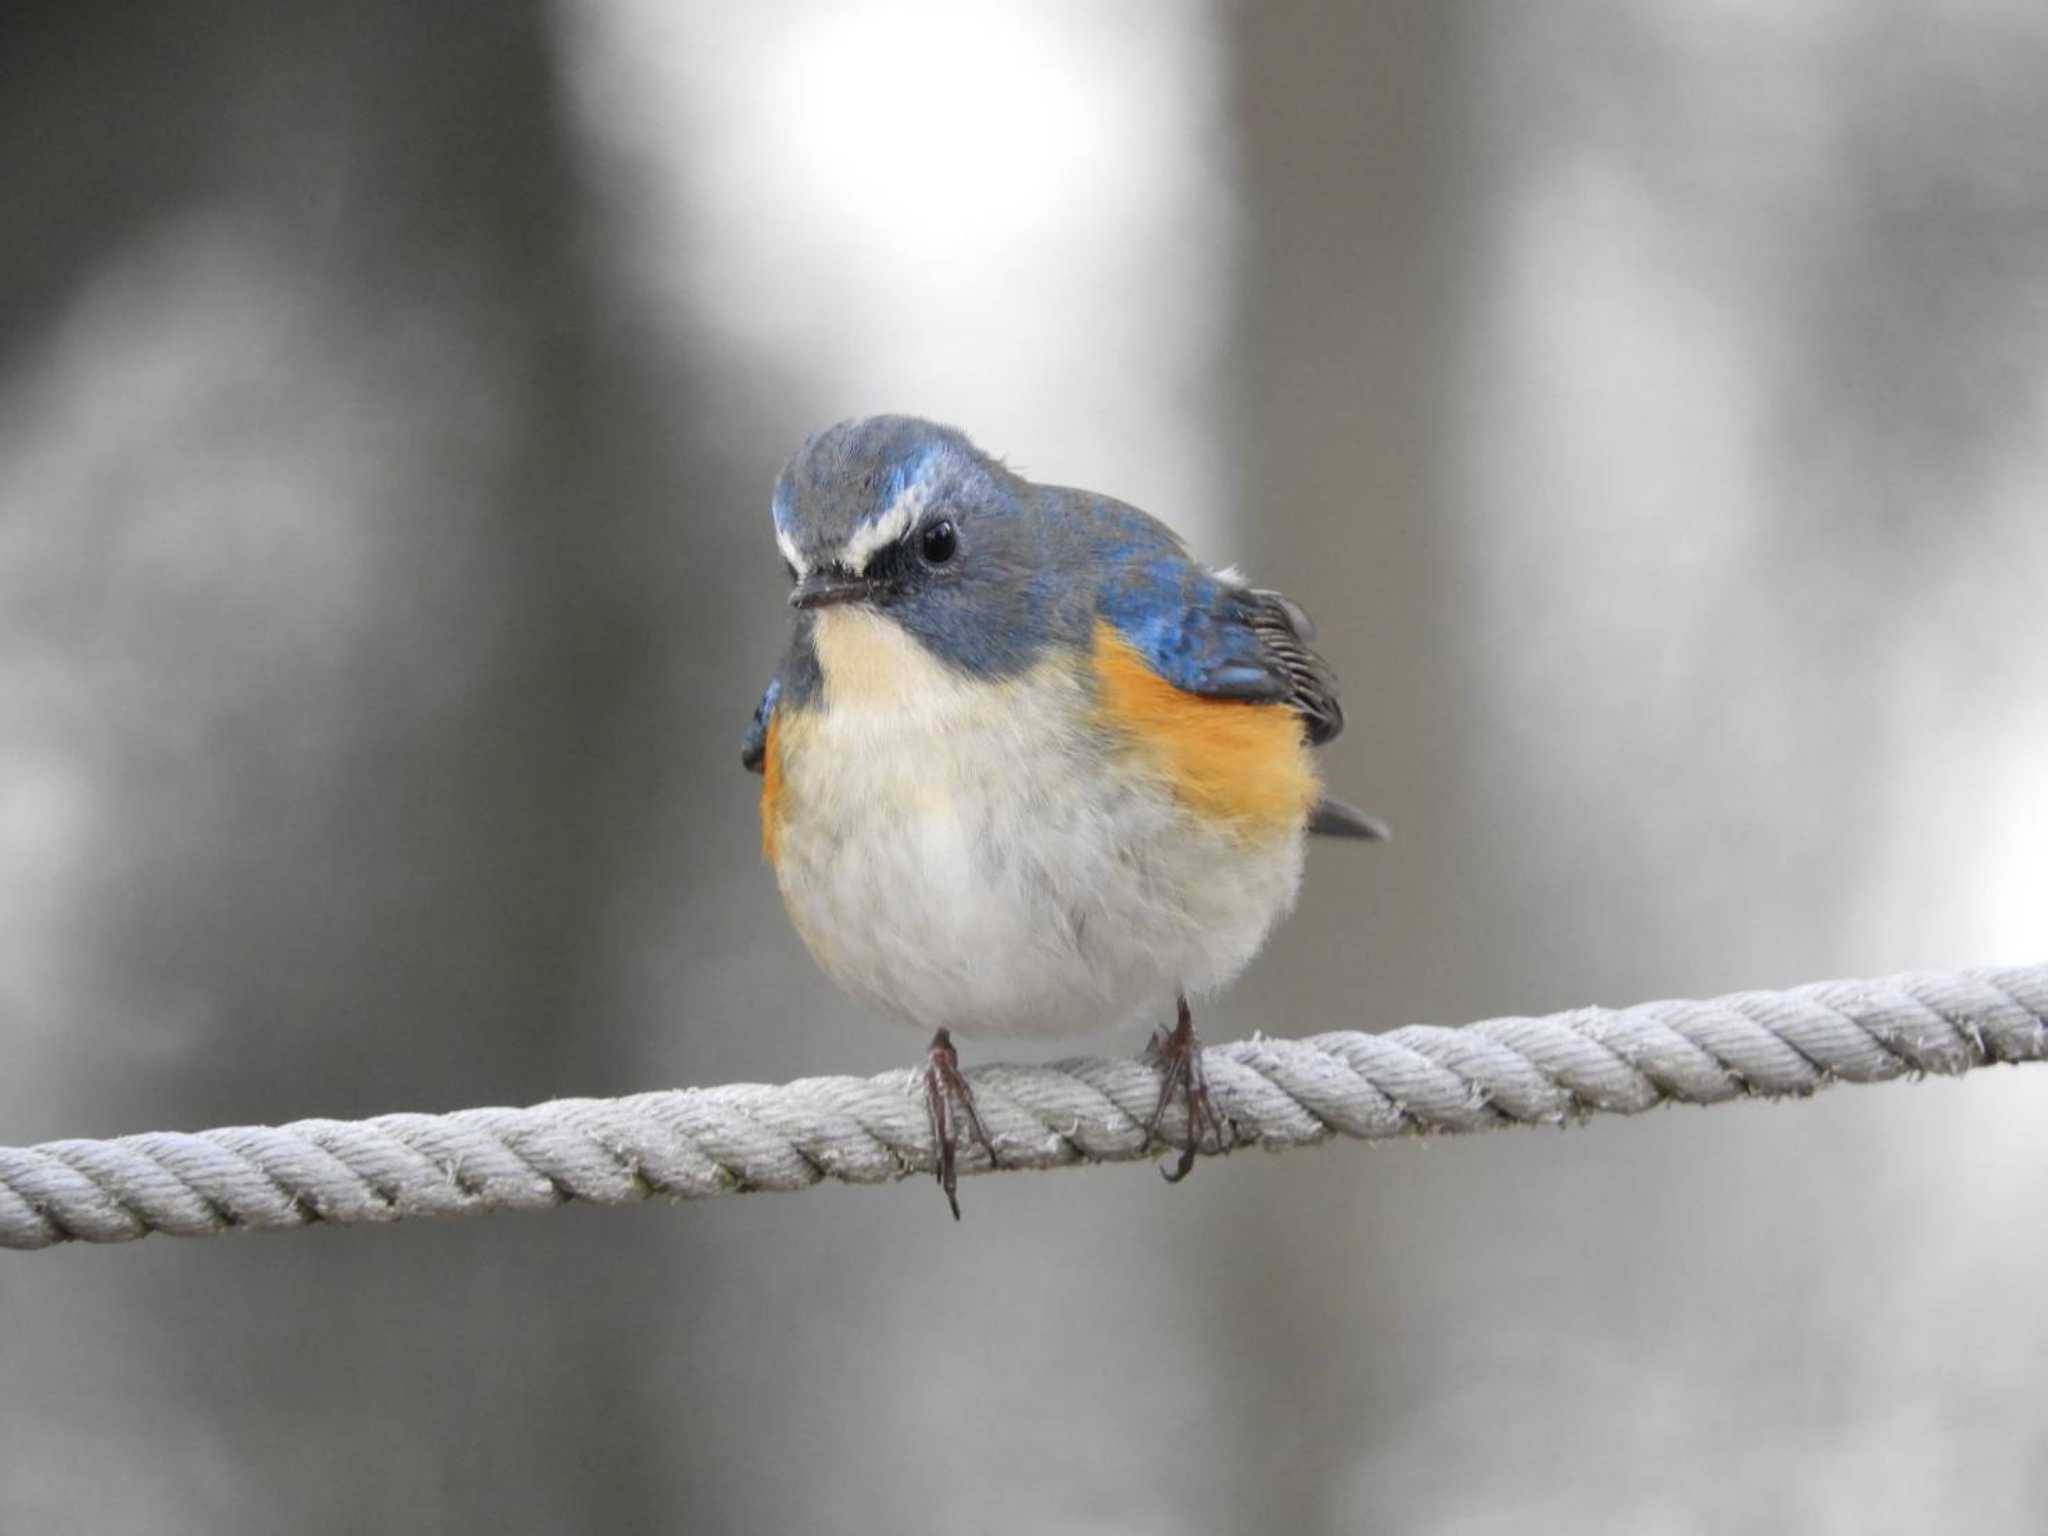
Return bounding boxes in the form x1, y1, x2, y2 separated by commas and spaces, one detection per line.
770, 415, 1068, 678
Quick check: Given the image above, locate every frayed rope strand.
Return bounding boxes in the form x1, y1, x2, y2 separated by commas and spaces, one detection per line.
4, 965, 2043, 1251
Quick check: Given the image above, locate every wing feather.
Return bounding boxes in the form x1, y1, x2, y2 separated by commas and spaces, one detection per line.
1238, 585, 1345, 746
741, 676, 780, 774
1091, 529, 1347, 747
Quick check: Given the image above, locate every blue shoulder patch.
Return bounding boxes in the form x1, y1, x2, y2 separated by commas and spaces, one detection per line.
741, 622, 826, 773
740, 675, 780, 773
1082, 501, 1290, 705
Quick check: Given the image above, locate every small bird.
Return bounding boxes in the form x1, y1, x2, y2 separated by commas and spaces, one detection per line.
743, 416, 1385, 1216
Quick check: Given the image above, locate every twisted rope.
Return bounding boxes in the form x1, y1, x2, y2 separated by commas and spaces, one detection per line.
4, 965, 2043, 1252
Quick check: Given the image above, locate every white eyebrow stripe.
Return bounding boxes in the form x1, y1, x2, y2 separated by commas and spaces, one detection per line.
776, 528, 808, 578
841, 481, 931, 573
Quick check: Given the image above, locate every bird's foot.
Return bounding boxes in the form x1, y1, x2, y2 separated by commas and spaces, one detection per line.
924, 1027, 997, 1220
1143, 996, 1234, 1182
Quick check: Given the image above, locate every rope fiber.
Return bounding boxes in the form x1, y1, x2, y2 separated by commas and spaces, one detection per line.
4, 964, 2043, 1252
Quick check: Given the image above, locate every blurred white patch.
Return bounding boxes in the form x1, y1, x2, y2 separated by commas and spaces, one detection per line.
1850, 390, 2048, 966
1457, 156, 1779, 864
0, 210, 504, 1056
558, 0, 1238, 545
1481, 157, 1773, 599
0, 756, 92, 1029
1968, 721, 2048, 961
0, 759, 87, 877
1452, 19, 2048, 974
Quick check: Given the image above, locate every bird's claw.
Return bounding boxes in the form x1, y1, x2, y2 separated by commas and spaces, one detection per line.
1144, 996, 1233, 1180
924, 1027, 997, 1219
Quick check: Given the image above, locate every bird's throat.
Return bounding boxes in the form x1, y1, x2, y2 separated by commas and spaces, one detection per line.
811, 607, 954, 712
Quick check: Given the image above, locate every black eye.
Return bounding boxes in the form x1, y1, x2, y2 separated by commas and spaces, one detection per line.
920, 520, 958, 565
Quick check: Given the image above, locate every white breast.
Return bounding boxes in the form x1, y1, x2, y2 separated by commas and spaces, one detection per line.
770, 609, 1305, 1041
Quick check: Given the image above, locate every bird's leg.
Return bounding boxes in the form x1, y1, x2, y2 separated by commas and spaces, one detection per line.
1144, 995, 1234, 1182
923, 1027, 997, 1220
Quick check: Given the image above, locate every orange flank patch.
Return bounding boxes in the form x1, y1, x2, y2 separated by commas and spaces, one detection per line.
759, 710, 785, 865
1091, 620, 1317, 839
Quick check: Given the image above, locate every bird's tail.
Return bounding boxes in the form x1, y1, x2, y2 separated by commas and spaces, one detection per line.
1308, 795, 1390, 841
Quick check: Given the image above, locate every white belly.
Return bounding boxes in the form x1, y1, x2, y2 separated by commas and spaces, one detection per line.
769, 609, 1305, 1041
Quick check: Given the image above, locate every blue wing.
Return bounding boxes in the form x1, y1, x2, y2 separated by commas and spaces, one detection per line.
1082, 498, 1346, 746
741, 674, 780, 774
743, 629, 824, 773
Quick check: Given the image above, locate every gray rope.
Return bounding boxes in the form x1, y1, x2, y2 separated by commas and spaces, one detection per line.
4, 964, 2043, 1252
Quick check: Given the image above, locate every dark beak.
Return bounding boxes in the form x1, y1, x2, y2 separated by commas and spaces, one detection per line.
790, 570, 872, 610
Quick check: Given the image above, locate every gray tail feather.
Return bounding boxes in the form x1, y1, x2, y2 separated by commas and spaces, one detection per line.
1308, 795, 1390, 841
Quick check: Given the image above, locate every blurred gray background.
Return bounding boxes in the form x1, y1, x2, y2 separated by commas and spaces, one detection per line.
3, 3, 2046, 1531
